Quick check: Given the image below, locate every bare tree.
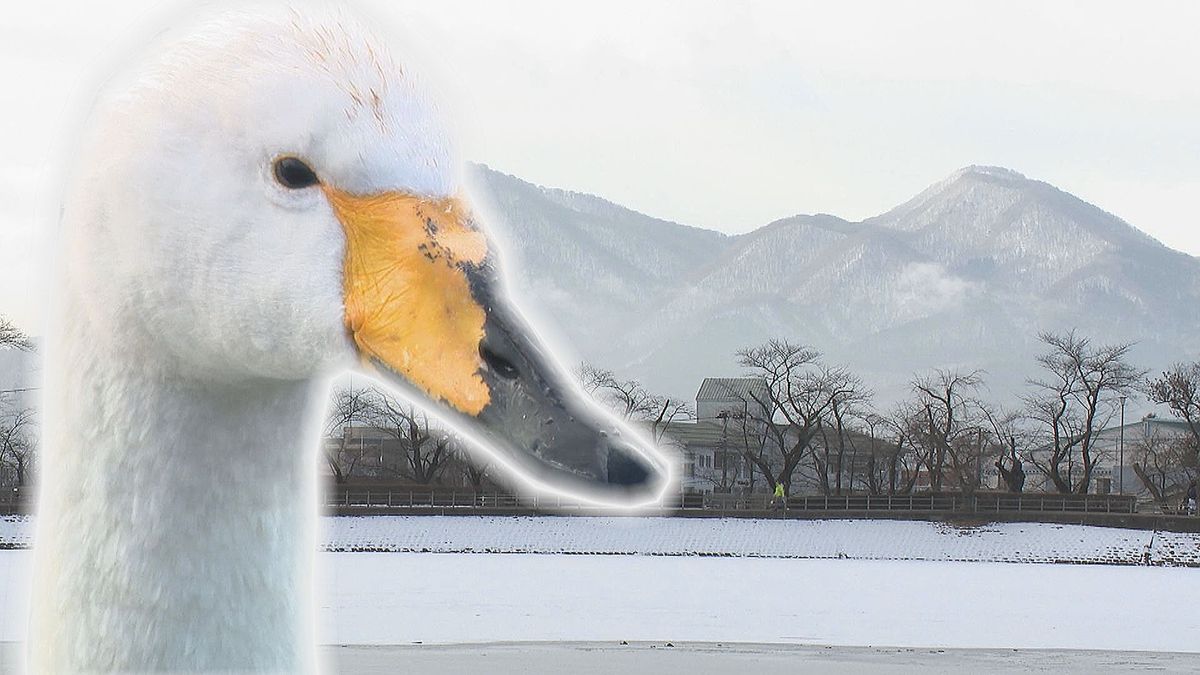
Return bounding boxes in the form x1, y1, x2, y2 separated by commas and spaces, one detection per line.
0, 316, 37, 487
1024, 331, 1144, 494
860, 411, 920, 495
732, 410, 772, 492
578, 363, 660, 418
1145, 363, 1200, 455
459, 453, 494, 491
736, 341, 820, 494
577, 362, 694, 441
0, 404, 36, 486
324, 386, 373, 483
735, 340, 866, 495
0, 317, 32, 352
365, 390, 456, 485
648, 398, 694, 443
1130, 432, 1197, 509
908, 370, 994, 495
983, 408, 1032, 493
812, 368, 872, 495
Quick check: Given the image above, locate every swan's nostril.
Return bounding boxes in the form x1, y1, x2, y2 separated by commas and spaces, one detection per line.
480, 342, 520, 380
606, 444, 653, 488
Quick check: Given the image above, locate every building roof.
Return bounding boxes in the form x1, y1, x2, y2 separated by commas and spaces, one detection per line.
1092, 416, 1196, 439
695, 377, 768, 402
659, 420, 733, 445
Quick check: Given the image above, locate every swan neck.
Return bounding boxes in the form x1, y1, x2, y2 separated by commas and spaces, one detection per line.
31, 336, 323, 672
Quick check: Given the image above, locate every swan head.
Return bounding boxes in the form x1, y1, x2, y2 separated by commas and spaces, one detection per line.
63, 7, 670, 504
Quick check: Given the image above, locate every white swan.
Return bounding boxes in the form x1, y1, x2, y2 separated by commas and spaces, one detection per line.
31, 7, 668, 672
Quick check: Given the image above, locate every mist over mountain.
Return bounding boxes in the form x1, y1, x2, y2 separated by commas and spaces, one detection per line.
469, 165, 1200, 405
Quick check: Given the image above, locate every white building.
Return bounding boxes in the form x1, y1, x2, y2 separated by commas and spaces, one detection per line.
662, 377, 770, 494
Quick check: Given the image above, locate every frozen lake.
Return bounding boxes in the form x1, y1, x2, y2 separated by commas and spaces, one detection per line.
4, 516, 1198, 671
5, 641, 1199, 674
322, 642, 1200, 674
2, 551, 1198, 652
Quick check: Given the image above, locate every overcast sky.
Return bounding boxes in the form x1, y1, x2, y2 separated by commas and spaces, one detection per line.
2, 1, 1199, 331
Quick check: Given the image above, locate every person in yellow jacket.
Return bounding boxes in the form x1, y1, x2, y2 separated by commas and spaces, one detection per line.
771, 482, 786, 510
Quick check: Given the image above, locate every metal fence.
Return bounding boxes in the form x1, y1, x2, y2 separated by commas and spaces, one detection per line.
0, 489, 26, 515
324, 488, 1139, 515
0, 487, 1142, 516
709, 492, 1138, 514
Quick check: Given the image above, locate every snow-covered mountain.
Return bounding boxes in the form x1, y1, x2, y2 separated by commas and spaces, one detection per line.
470, 165, 1200, 404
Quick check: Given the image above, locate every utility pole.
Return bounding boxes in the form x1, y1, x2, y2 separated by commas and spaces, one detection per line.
1118, 395, 1127, 495
717, 410, 730, 492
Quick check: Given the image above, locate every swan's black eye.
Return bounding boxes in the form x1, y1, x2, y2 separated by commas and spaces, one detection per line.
273, 157, 320, 189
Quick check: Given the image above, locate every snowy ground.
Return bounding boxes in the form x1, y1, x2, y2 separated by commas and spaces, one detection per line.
4, 515, 1200, 565
322, 515, 1200, 565
317, 554, 1200, 652
2, 551, 1198, 653
3, 516, 1199, 672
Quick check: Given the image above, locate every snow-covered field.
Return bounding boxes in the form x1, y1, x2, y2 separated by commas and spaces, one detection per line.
2, 515, 1200, 657
1, 551, 1198, 654
9, 514, 1197, 565
317, 553, 1200, 652
322, 515, 1200, 565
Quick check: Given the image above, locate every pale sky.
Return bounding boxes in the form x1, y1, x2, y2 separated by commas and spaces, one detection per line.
2, 1, 1199, 331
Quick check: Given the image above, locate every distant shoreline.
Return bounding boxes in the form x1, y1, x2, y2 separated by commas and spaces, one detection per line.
4, 514, 1198, 566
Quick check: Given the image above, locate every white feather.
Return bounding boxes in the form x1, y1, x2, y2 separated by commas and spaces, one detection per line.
31, 6, 454, 671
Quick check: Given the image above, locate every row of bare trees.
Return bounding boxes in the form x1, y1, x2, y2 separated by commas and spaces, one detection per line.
697, 330, 1178, 498
324, 384, 494, 488
322, 365, 697, 489
4, 302, 1199, 503
0, 317, 35, 487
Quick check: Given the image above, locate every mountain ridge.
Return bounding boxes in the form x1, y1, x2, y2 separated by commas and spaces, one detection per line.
4, 165, 1192, 409
468, 164, 1200, 404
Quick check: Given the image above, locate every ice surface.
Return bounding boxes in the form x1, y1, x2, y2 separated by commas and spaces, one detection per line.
3, 516, 1197, 653
1, 551, 1198, 652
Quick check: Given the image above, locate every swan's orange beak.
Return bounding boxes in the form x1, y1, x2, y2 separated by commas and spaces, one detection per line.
324, 187, 669, 503
324, 187, 491, 416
